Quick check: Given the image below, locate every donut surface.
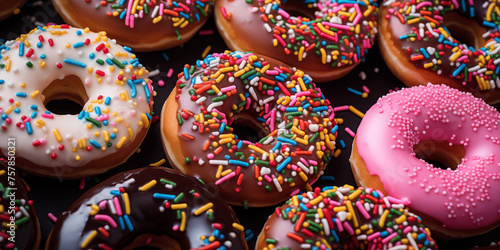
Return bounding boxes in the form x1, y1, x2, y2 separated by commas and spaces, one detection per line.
378, 0, 500, 104
0, 26, 153, 179
161, 51, 337, 207
0, 160, 40, 250
46, 166, 248, 249
214, 0, 379, 82
52, 0, 215, 52
350, 84, 500, 238
256, 185, 437, 250
0, 0, 27, 21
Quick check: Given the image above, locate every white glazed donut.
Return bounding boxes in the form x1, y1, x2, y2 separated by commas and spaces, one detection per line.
0, 25, 154, 179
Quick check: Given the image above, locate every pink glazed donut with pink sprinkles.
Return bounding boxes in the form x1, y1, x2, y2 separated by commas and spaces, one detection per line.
350, 84, 500, 239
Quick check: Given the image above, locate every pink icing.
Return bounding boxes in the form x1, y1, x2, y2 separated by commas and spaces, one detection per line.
355, 84, 500, 230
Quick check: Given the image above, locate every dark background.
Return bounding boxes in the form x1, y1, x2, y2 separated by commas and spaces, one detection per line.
1, 0, 499, 249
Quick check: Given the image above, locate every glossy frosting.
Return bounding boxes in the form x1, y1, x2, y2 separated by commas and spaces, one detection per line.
0, 161, 39, 250
52, 0, 214, 51
381, 0, 500, 96
0, 0, 27, 21
256, 185, 437, 249
0, 26, 153, 178
354, 84, 500, 230
161, 51, 337, 207
214, 0, 379, 81
46, 166, 248, 249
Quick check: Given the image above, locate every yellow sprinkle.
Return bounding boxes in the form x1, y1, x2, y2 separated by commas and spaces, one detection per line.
292, 195, 299, 207
309, 195, 323, 205
333, 206, 346, 212
80, 230, 97, 248
298, 171, 308, 181
320, 48, 327, 64
295, 137, 308, 145
449, 51, 462, 62
171, 203, 188, 210
0, 170, 5, 176
216, 165, 223, 178
128, 128, 134, 140
0, 205, 3, 213
348, 105, 364, 118
53, 129, 62, 142
346, 200, 359, 227
316, 23, 335, 37
4, 106, 15, 114
407, 18, 420, 25
423, 62, 434, 68
487, 3, 495, 21
194, 202, 214, 216
150, 159, 166, 167
395, 214, 407, 224
202, 45, 212, 58
180, 211, 186, 232
221, 169, 232, 176
140, 179, 157, 191
116, 136, 127, 149
298, 46, 305, 61
292, 126, 305, 136
123, 192, 131, 215
379, 209, 390, 228
348, 189, 362, 200
248, 145, 266, 155
180, 20, 189, 28
6, 60, 11, 71
103, 130, 110, 142
219, 138, 233, 144
232, 223, 244, 231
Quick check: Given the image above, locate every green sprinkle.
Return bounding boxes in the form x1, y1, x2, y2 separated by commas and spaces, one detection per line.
160, 178, 177, 187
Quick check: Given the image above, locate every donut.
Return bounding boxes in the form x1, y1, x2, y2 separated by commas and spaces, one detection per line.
350, 84, 500, 238
161, 51, 338, 207
255, 185, 437, 250
214, 0, 379, 82
0, 160, 40, 249
0, 0, 27, 21
0, 25, 154, 179
45, 166, 249, 249
52, 0, 215, 52
378, 0, 500, 104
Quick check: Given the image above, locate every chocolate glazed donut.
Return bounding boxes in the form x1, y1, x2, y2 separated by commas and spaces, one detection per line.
0, 160, 40, 250
45, 167, 248, 249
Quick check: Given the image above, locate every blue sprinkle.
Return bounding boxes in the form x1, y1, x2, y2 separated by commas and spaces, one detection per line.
331, 229, 340, 242
277, 137, 297, 146
19, 42, 25, 57
144, 85, 151, 99
219, 122, 226, 133
16, 92, 27, 97
285, 107, 298, 112
299, 203, 308, 211
195, 0, 205, 6
13, 109, 20, 114
105, 97, 111, 105
347, 87, 363, 96
419, 47, 430, 58
89, 53, 95, 59
417, 233, 426, 241
30, 112, 37, 119
179, 12, 190, 19
322, 186, 335, 192
110, 190, 121, 196
319, 176, 335, 182
127, 80, 137, 98
452, 63, 466, 77
110, 133, 117, 139
302, 103, 311, 110
119, 0, 126, 5
237, 140, 243, 149
276, 157, 292, 172
162, 52, 169, 61
73, 42, 85, 48
256, 117, 266, 123
274, 76, 285, 82
76, 30, 82, 36
312, 106, 328, 112
224, 155, 230, 160
40, 54, 46, 59
340, 139, 345, 148
78, 111, 85, 120
103, 120, 109, 126
105, 58, 114, 65
123, 46, 132, 52
124, 215, 134, 231
272, 141, 282, 152
37, 42, 43, 48
331, 124, 339, 134
153, 193, 176, 200
119, 10, 127, 19
184, 67, 189, 80
26, 122, 33, 135
228, 160, 249, 167
89, 139, 101, 148
64, 58, 86, 68
380, 231, 389, 237
119, 216, 125, 230
1, 114, 8, 120
95, 106, 101, 115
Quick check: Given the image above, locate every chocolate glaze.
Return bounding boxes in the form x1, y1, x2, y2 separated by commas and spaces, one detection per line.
0, 160, 39, 250
165, 51, 337, 207
256, 186, 438, 249
381, 0, 500, 99
45, 166, 248, 249
52, 0, 214, 51
214, 0, 379, 82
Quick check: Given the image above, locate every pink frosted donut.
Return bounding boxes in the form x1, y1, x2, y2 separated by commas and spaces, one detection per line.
350, 84, 500, 239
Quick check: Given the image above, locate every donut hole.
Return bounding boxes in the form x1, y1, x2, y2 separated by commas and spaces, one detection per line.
443, 12, 487, 50
413, 140, 465, 171
230, 116, 269, 143
42, 75, 89, 115
280, 0, 316, 20
123, 234, 180, 250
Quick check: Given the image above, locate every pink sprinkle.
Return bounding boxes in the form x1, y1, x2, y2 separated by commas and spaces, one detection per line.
263, 175, 273, 182
95, 214, 118, 228
167, 68, 174, 78
172, 225, 179, 231
41, 113, 54, 119
387, 196, 411, 205
221, 7, 228, 19
207, 153, 214, 159
308, 159, 318, 166
48, 213, 57, 223
220, 85, 236, 93
343, 221, 354, 235
333, 105, 349, 112
382, 232, 398, 244
79, 178, 85, 190
367, 231, 381, 241
99, 200, 108, 210
199, 30, 214, 36
344, 127, 356, 138
114, 196, 123, 216
158, 80, 165, 87
215, 172, 236, 185
362, 85, 370, 93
